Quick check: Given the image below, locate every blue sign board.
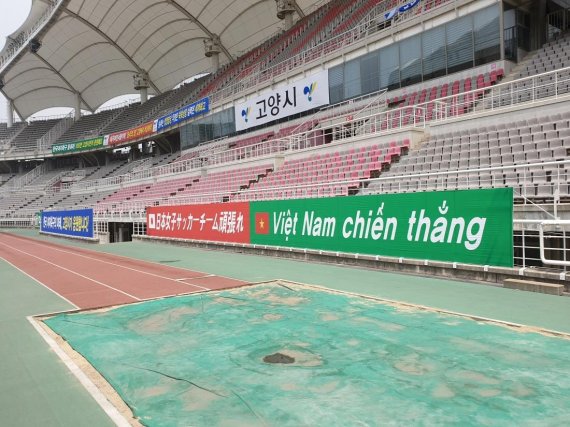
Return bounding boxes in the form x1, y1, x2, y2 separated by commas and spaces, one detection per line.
155, 97, 210, 132
40, 208, 94, 239
384, 0, 421, 20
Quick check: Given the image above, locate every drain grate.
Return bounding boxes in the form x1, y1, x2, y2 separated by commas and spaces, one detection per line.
158, 260, 181, 263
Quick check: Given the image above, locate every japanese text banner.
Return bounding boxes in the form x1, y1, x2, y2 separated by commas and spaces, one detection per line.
146, 202, 250, 244
234, 70, 329, 131
108, 121, 154, 146
40, 208, 94, 238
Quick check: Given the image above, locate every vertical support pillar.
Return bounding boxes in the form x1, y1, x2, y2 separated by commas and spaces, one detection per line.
499, 1, 505, 61
529, 0, 547, 50
134, 71, 150, 104
283, 12, 294, 30
276, 0, 296, 30
210, 53, 220, 73
6, 100, 13, 128
75, 93, 81, 121
204, 35, 222, 73
140, 87, 148, 104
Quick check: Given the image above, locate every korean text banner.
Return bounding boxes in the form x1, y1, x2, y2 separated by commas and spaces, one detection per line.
250, 188, 513, 267
147, 202, 250, 244
40, 208, 94, 238
52, 137, 106, 155
108, 121, 154, 146
155, 97, 210, 133
234, 70, 330, 131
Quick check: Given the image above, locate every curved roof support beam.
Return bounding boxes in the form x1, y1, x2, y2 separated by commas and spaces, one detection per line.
63, 8, 162, 94
14, 85, 74, 101
0, 89, 24, 121
131, 18, 193, 58
220, 1, 267, 38
4, 66, 54, 84
59, 41, 109, 72
32, 52, 94, 112
81, 70, 138, 93
147, 37, 205, 72
167, 0, 233, 62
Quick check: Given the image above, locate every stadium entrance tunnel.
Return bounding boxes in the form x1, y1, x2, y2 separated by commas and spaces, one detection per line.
108, 222, 133, 243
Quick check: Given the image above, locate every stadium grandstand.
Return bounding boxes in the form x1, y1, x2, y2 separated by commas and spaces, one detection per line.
2, 0, 570, 425
0, 0, 569, 269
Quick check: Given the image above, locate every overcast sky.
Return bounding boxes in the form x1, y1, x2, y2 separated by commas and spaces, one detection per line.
0, 0, 31, 122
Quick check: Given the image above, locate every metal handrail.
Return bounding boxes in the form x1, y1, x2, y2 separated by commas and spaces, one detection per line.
538, 220, 570, 267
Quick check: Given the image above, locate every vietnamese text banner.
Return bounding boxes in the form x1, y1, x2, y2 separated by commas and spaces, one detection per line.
108, 121, 154, 146
40, 208, 94, 238
146, 202, 250, 244
155, 97, 210, 133
52, 137, 106, 155
250, 189, 513, 267
234, 70, 330, 131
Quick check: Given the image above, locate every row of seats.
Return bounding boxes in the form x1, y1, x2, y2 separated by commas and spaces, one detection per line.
235, 139, 409, 200
386, 69, 505, 122
369, 111, 570, 200
97, 164, 272, 209
515, 33, 570, 79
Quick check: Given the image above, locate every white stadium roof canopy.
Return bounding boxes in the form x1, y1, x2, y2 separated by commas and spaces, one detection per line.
0, 0, 322, 119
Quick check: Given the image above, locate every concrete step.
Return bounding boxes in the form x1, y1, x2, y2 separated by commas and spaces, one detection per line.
503, 278, 564, 296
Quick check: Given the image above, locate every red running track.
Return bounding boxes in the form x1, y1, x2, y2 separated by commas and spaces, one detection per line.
0, 233, 247, 309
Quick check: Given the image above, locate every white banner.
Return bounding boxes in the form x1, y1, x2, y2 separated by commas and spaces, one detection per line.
234, 70, 329, 131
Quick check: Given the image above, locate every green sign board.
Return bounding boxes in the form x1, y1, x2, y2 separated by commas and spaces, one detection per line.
250, 188, 513, 267
52, 136, 105, 155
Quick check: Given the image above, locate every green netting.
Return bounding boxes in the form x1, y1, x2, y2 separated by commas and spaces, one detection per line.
44, 283, 570, 426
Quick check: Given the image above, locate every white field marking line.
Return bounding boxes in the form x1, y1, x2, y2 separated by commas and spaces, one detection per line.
0, 242, 141, 301
27, 316, 132, 427
277, 279, 570, 339
0, 256, 79, 310
175, 274, 215, 281
5, 235, 212, 292
139, 289, 205, 301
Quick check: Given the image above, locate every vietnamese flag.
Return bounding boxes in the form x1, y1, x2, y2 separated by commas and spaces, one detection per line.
255, 212, 270, 234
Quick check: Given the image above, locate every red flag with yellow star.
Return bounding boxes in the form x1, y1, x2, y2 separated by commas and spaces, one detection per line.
255, 212, 269, 234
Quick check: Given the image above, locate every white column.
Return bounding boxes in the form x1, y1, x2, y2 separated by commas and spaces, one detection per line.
210, 52, 220, 73
6, 100, 13, 128
283, 11, 293, 30
140, 87, 148, 103
75, 93, 81, 121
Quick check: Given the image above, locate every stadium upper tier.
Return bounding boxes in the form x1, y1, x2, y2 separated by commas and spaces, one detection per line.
0, 0, 329, 119
1, 0, 496, 159
0, 0, 456, 134
0, 0, 569, 215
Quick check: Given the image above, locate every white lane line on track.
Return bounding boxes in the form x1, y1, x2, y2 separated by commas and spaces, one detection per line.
28, 316, 132, 427
6, 233, 245, 287
0, 241, 141, 301
4, 235, 212, 292
175, 274, 215, 281
0, 256, 80, 310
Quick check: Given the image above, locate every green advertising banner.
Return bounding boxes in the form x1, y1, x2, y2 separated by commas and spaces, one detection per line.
52, 136, 105, 155
250, 188, 513, 267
